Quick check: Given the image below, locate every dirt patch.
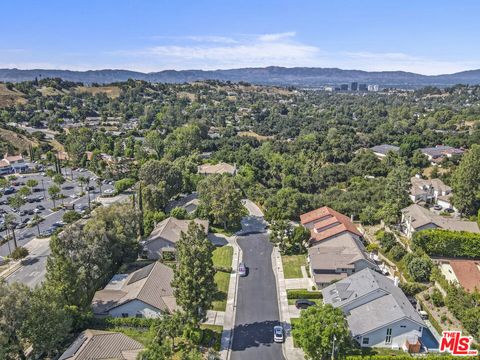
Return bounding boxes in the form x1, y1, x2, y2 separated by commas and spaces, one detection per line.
75, 86, 121, 99
0, 128, 38, 153
0, 84, 26, 107
237, 130, 274, 141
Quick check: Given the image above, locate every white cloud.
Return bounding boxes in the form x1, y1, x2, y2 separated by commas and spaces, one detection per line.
257, 32, 296, 42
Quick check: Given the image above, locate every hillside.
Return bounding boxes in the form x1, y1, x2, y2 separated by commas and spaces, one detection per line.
0, 83, 27, 107
2, 67, 480, 88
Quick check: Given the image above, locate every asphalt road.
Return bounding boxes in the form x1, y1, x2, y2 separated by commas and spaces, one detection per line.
231, 233, 284, 360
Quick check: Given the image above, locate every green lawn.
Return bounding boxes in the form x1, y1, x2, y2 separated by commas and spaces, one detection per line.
282, 255, 306, 279
212, 245, 233, 269
211, 245, 234, 311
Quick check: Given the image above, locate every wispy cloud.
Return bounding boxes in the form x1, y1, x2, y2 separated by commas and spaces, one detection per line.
257, 31, 296, 42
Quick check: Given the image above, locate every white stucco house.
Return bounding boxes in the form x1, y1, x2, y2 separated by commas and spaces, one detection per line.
92, 261, 177, 318
322, 268, 426, 350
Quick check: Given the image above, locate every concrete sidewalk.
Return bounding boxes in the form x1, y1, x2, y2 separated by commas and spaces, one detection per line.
219, 236, 242, 360
204, 310, 225, 327
272, 247, 305, 360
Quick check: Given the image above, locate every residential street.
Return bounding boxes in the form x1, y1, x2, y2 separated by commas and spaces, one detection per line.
230, 232, 285, 360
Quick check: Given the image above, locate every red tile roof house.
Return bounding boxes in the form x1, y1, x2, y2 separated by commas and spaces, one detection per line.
300, 206, 378, 288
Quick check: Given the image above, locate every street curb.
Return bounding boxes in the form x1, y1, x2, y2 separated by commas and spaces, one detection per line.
0, 261, 22, 279
220, 235, 242, 360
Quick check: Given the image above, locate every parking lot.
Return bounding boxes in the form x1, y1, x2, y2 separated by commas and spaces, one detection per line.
0, 168, 114, 258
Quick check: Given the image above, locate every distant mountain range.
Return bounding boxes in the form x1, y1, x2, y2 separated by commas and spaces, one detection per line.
2, 67, 480, 88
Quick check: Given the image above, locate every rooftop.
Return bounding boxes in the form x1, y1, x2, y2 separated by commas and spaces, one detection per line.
198, 162, 236, 175
322, 268, 425, 336
402, 204, 480, 233
300, 206, 362, 243
92, 261, 177, 315
420, 145, 464, 158
370, 144, 400, 155
449, 260, 480, 293
59, 330, 144, 360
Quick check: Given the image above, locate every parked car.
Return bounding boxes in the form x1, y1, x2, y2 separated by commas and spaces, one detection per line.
445, 208, 454, 213
39, 229, 54, 238
52, 221, 65, 228
27, 209, 34, 215
69, 194, 79, 199
103, 189, 115, 195
433, 204, 442, 211
273, 326, 284, 343
36, 205, 45, 211
238, 263, 247, 277
295, 299, 316, 309
19, 210, 27, 216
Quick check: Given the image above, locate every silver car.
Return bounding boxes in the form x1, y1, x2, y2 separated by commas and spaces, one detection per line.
238, 262, 247, 277
273, 326, 284, 343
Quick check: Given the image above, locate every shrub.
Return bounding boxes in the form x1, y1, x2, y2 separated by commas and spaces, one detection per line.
63, 210, 82, 224
412, 229, 480, 258
431, 288, 445, 307
114, 178, 136, 193
170, 207, 188, 220
399, 282, 428, 297
11, 246, 29, 260
377, 231, 396, 252
287, 290, 323, 299
388, 244, 407, 261
406, 256, 432, 282
214, 266, 232, 273
365, 243, 379, 253
162, 251, 176, 262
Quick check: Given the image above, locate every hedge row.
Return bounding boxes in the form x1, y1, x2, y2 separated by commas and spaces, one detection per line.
286, 290, 323, 299
88, 316, 157, 328
412, 229, 480, 258
215, 266, 232, 273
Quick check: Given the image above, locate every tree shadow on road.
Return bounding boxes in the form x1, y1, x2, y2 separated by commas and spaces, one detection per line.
231, 320, 282, 351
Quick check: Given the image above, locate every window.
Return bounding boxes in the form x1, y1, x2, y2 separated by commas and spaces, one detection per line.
385, 328, 392, 344
362, 337, 369, 345
121, 313, 129, 318
400, 325, 406, 328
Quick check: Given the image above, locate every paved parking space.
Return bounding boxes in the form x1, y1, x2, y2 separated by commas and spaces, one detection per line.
0, 168, 114, 257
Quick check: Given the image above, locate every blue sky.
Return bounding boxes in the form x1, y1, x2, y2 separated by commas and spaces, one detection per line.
1, 0, 479, 74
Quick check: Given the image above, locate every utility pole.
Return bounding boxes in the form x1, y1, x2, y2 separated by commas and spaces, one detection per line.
331, 335, 336, 360
41, 179, 46, 200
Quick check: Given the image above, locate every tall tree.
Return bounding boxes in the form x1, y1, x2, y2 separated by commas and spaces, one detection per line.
198, 174, 244, 230
292, 304, 351, 360
0, 281, 30, 360
172, 222, 216, 325
452, 144, 480, 216
48, 185, 61, 208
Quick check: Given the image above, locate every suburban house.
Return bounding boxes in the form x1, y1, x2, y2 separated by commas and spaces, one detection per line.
370, 144, 400, 159
409, 175, 454, 209
166, 192, 199, 214
92, 261, 177, 318
322, 268, 426, 351
59, 329, 144, 360
141, 217, 209, 259
0, 154, 28, 174
420, 145, 464, 165
438, 259, 480, 293
400, 204, 480, 238
197, 162, 236, 175
300, 207, 378, 288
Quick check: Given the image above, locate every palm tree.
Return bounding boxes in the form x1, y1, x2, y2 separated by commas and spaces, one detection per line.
31, 214, 42, 236
4, 213, 18, 249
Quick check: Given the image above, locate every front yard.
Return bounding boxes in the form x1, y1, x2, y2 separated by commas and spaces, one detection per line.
211, 245, 234, 311
282, 254, 307, 278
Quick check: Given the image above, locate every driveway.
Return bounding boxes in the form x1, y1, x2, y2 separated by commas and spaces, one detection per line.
230, 233, 284, 360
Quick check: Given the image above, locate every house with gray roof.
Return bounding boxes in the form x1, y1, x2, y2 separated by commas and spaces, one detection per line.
420, 145, 464, 165
92, 261, 177, 318
370, 144, 400, 158
141, 217, 209, 259
400, 204, 480, 238
59, 329, 144, 360
409, 175, 453, 209
322, 268, 425, 350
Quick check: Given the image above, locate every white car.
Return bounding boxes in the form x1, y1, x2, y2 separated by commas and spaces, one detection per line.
69, 194, 79, 199
273, 326, 284, 343
103, 189, 115, 195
